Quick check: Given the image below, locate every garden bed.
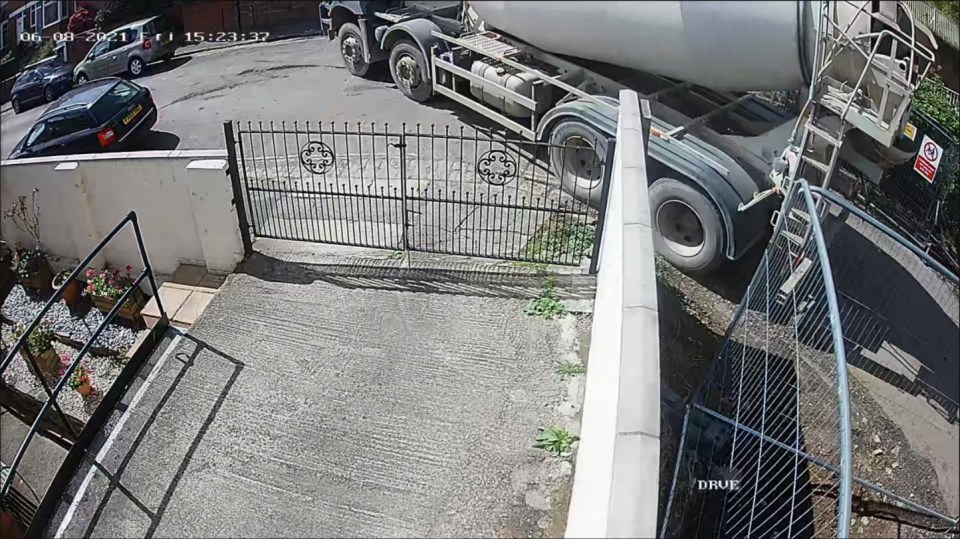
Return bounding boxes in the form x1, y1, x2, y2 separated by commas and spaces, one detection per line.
1, 284, 148, 423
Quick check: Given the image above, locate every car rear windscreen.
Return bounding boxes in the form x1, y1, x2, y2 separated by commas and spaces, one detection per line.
89, 81, 141, 123
25, 110, 96, 148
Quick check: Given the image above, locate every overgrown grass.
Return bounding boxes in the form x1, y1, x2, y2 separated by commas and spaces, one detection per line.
523, 277, 566, 320
520, 217, 596, 264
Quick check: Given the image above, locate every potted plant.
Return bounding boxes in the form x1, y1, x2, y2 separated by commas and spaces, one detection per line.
52, 268, 82, 306
66, 362, 93, 397
83, 265, 147, 322
4, 190, 51, 293
17, 323, 60, 379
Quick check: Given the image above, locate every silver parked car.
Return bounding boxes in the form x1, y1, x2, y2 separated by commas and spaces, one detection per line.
74, 16, 184, 84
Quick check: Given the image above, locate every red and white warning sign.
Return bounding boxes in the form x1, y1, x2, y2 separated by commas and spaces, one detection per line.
913, 134, 943, 183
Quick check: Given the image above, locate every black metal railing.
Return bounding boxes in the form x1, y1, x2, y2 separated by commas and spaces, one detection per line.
225, 121, 614, 270
0, 212, 168, 535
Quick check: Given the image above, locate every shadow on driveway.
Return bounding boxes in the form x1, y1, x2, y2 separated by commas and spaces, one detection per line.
53, 332, 244, 538
238, 251, 597, 301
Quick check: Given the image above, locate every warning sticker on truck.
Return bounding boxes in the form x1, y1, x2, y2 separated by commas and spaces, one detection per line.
902, 121, 917, 141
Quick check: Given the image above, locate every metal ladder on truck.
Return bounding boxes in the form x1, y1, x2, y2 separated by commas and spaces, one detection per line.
757, 1, 934, 228
762, 0, 936, 304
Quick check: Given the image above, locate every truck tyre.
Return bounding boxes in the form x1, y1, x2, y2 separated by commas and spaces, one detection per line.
338, 23, 370, 77
547, 119, 608, 209
389, 40, 432, 103
648, 177, 725, 273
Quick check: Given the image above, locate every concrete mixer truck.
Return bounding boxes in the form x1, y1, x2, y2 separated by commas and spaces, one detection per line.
319, 0, 936, 272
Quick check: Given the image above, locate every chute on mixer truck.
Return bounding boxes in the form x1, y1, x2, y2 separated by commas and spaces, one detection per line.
319, 0, 936, 272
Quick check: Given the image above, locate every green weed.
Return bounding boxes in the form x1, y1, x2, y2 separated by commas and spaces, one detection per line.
556, 361, 586, 380
535, 426, 579, 457
523, 277, 566, 320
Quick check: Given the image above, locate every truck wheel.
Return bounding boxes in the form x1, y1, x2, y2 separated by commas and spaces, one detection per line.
338, 23, 370, 77
649, 177, 726, 273
547, 119, 608, 209
389, 40, 432, 103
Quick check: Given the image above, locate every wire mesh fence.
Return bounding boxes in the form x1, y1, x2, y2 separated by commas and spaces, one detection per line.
817, 188, 960, 537
662, 180, 853, 538
662, 180, 960, 537
853, 108, 960, 274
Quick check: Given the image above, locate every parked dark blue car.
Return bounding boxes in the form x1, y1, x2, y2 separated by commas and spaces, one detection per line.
10, 63, 76, 114
8, 78, 158, 160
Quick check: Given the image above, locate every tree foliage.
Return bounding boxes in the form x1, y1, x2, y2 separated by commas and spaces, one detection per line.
914, 75, 960, 140
926, 0, 960, 22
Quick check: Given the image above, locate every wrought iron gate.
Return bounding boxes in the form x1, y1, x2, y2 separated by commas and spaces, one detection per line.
224, 121, 613, 269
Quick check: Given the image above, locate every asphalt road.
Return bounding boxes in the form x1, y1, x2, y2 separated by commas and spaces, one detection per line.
1, 37, 484, 160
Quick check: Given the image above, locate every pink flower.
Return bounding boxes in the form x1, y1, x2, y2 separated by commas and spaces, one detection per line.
86, 269, 95, 278
125, 264, 133, 272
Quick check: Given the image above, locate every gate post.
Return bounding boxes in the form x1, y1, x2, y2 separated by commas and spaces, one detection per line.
223, 122, 254, 257
589, 139, 617, 274
396, 132, 411, 254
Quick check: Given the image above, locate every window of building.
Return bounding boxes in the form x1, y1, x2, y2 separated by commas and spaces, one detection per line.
43, 1, 64, 29
1, 20, 8, 51
31, 2, 43, 31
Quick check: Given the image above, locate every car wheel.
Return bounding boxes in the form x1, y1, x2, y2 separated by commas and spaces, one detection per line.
128, 57, 145, 77
76, 72, 89, 85
338, 23, 370, 77
11, 97, 22, 114
44, 86, 56, 102
389, 40, 432, 103
648, 177, 726, 273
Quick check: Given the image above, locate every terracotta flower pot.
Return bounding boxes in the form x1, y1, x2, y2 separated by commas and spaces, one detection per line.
53, 273, 82, 306
74, 380, 93, 397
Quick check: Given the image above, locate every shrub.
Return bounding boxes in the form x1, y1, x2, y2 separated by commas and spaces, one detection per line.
913, 75, 960, 140
18, 324, 56, 355
67, 5, 96, 34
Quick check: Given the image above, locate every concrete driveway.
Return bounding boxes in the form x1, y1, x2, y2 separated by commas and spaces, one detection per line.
1, 37, 482, 160
46, 244, 593, 538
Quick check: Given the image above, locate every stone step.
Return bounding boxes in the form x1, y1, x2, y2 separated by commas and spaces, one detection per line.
141, 265, 226, 330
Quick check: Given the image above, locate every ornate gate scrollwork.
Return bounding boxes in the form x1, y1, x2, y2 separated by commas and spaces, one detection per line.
299, 141, 335, 174
477, 150, 518, 186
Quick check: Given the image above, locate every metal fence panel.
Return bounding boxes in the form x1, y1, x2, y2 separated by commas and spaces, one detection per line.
663, 180, 960, 537
663, 180, 853, 538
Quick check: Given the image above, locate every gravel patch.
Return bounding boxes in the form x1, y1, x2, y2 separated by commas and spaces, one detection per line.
2, 284, 147, 422
2, 285, 142, 353
1, 332, 125, 421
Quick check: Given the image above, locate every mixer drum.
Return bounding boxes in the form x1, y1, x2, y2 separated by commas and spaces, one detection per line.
470, 0, 824, 91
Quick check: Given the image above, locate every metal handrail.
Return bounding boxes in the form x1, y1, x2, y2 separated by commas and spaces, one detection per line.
817, 1, 936, 121
0, 212, 169, 499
